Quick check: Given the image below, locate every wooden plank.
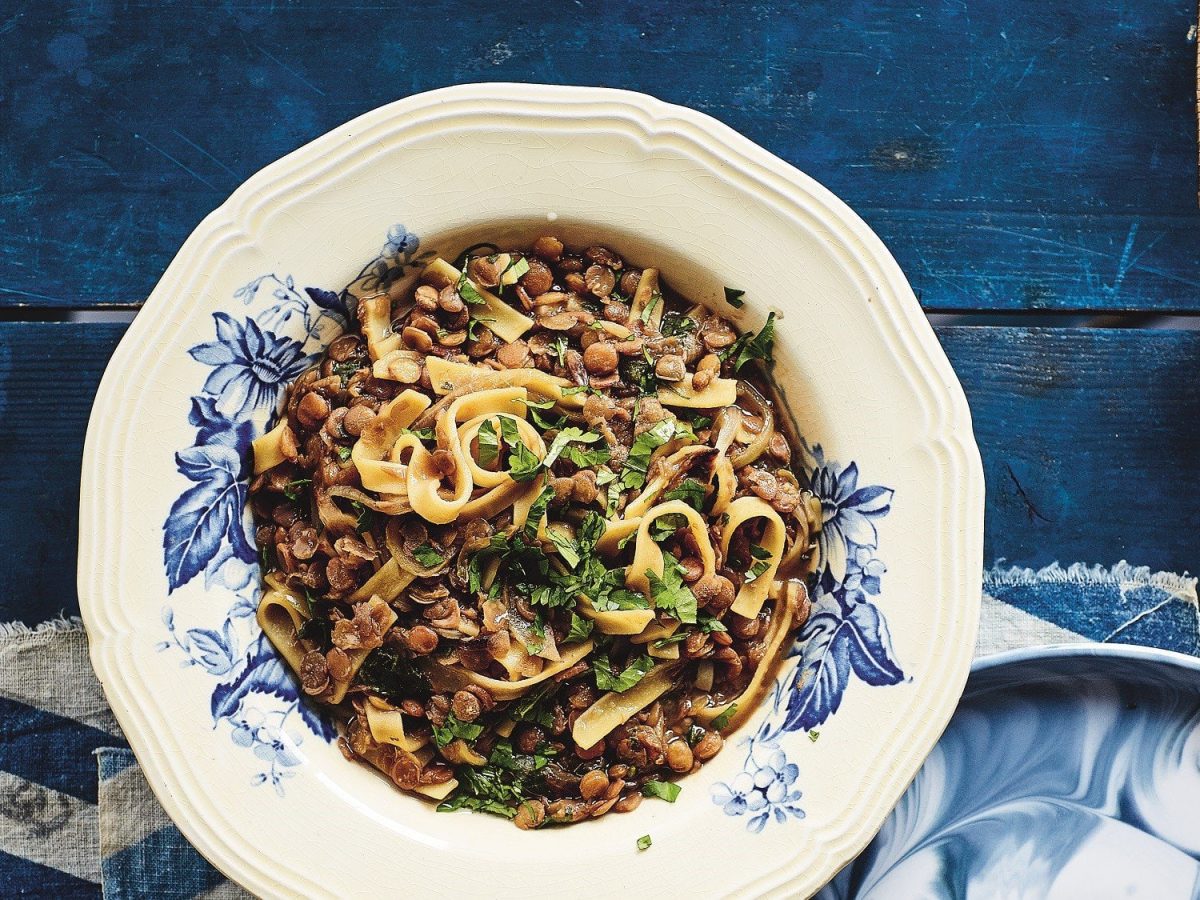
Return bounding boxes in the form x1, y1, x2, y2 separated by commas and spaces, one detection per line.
939, 326, 1200, 578
1, 1, 1196, 312
5, 321, 1197, 623
0, 324, 125, 625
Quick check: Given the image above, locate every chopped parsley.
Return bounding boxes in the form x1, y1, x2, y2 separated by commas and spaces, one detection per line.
642, 780, 682, 803
350, 501, 378, 534
640, 291, 662, 325
652, 632, 688, 649
663, 478, 706, 511
547, 527, 581, 568
336, 445, 352, 461
645, 551, 697, 624
593, 652, 654, 692
566, 612, 594, 643
721, 311, 776, 372
523, 484, 556, 539
637, 834, 653, 852
432, 713, 485, 748
620, 354, 659, 397
710, 704, 738, 731
456, 271, 486, 305
648, 513, 688, 543
400, 426, 436, 441
356, 647, 431, 702
413, 543, 446, 568
509, 684, 557, 728
437, 739, 548, 819
502, 256, 530, 286
723, 286, 746, 309
686, 724, 705, 745
660, 311, 697, 337
543, 427, 603, 469
551, 334, 568, 368
476, 418, 500, 468
499, 416, 541, 482
621, 419, 676, 490
282, 478, 311, 501
808, 730, 820, 743
744, 543, 772, 583
697, 613, 728, 633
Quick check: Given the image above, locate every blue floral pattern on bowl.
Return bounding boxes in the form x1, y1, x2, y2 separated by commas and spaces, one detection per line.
159, 224, 903, 807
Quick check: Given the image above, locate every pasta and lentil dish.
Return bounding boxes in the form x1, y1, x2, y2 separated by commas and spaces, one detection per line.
250, 236, 819, 828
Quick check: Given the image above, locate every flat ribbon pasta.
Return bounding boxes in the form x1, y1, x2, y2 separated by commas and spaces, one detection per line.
721, 496, 786, 618
625, 500, 717, 597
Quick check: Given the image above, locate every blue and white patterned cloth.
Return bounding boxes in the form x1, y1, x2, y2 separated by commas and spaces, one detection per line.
0, 559, 1195, 897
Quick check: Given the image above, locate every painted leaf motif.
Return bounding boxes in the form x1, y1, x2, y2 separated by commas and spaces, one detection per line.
211, 635, 297, 723
844, 601, 904, 686
163, 445, 248, 590
778, 611, 852, 734
187, 620, 238, 676
304, 286, 349, 318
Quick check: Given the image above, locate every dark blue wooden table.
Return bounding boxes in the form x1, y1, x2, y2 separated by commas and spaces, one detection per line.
1, 1, 1198, 627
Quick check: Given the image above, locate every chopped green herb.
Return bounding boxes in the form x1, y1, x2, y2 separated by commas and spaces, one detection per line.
336, 446, 352, 461
523, 484, 556, 539
660, 311, 697, 338
621, 419, 676, 490
808, 730, 820, 743
686, 724, 705, 745
400, 426, 436, 441
503, 256, 530, 284
509, 684, 557, 729
551, 334, 568, 368
744, 543, 772, 583
720, 311, 776, 372
640, 291, 662, 324
356, 647, 431, 702
413, 543, 445, 568
456, 271, 486, 305
642, 780, 682, 803
350, 501, 378, 534
723, 287, 746, 309
282, 478, 311, 501
477, 418, 500, 468
710, 704, 738, 731
547, 526, 581, 569
637, 834, 653, 852
332, 359, 362, 380
645, 551, 698, 624
688, 414, 712, 430
467, 314, 495, 341
652, 632, 688, 649
663, 478, 706, 511
648, 513, 688, 543
432, 713, 485, 748
543, 427, 603, 469
499, 416, 542, 481
697, 613, 728, 633
566, 611, 594, 643
593, 652, 654, 692
560, 384, 595, 397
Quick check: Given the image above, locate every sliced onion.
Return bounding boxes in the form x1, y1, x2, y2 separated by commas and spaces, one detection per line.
731, 381, 775, 468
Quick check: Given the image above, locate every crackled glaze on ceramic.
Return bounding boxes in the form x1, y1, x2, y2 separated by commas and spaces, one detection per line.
820, 647, 1200, 900
78, 84, 983, 899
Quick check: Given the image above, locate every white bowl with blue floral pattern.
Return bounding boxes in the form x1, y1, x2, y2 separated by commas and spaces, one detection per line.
79, 84, 984, 898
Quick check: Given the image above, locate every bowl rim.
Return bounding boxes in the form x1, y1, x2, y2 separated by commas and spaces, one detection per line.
973, 642, 1200, 677
79, 82, 985, 898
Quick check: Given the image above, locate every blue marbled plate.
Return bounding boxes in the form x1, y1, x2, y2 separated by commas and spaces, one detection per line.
819, 645, 1200, 899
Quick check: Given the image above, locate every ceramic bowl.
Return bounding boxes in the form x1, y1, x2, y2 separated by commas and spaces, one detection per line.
79, 83, 983, 898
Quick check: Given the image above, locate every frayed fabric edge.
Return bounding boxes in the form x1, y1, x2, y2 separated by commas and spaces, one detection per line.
0, 616, 85, 641
986, 560, 1197, 604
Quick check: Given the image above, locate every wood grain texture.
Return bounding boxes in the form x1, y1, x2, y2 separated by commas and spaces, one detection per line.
1, 1, 1196, 311
5, 322, 1196, 624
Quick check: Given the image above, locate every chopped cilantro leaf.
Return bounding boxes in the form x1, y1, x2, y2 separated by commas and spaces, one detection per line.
720, 311, 776, 372
432, 713, 485, 748
413, 543, 445, 568
593, 652, 654, 692
621, 419, 676, 490
566, 612, 594, 643
648, 513, 688, 543
282, 478, 311, 501
660, 311, 697, 337
456, 271, 486, 305
547, 526, 581, 569
509, 684, 557, 728
477, 418, 500, 468
637, 834, 653, 851
499, 416, 542, 482
697, 613, 728, 633
710, 704, 738, 731
561, 443, 612, 469
744, 543, 772, 582
350, 501, 378, 534
523, 484, 555, 540
642, 780, 681, 803
663, 478, 706, 511
723, 287, 746, 309
543, 427, 603, 469
356, 647, 431, 702
645, 551, 697, 624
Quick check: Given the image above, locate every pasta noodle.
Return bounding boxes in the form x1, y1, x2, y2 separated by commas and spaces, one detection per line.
250, 235, 818, 829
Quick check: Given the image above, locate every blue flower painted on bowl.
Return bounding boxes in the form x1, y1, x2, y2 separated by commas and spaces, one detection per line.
810, 457, 893, 586
713, 748, 807, 833
187, 312, 311, 421
383, 224, 420, 260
